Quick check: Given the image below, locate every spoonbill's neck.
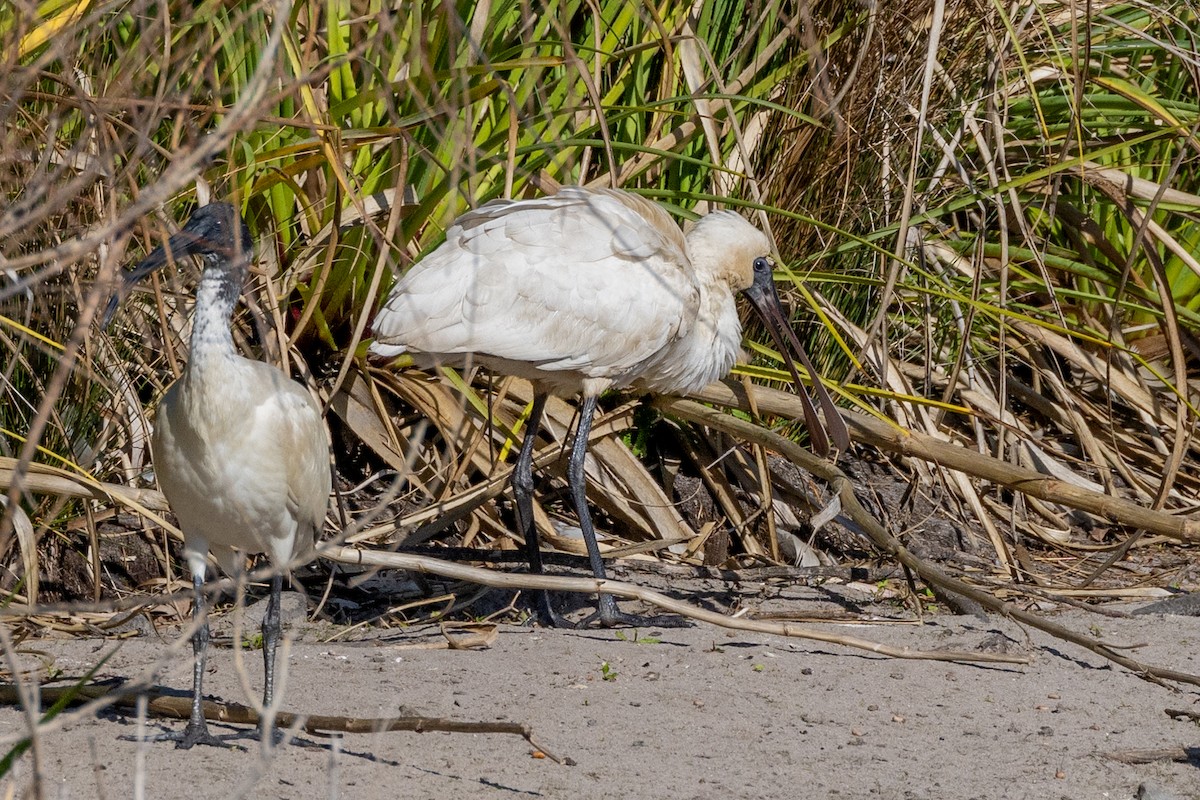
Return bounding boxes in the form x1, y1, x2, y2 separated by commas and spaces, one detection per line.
637, 279, 742, 395
690, 280, 744, 387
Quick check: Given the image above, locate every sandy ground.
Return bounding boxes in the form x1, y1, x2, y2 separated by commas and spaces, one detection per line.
3, 586, 1199, 800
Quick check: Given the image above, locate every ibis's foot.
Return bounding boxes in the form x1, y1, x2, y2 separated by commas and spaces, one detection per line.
173, 720, 229, 750
576, 594, 691, 629
258, 723, 284, 748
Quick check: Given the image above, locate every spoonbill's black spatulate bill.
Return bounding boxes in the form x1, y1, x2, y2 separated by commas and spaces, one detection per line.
107, 203, 331, 747
370, 187, 847, 627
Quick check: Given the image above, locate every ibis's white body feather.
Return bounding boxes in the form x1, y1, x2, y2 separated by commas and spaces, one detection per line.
153, 346, 330, 580
370, 187, 767, 397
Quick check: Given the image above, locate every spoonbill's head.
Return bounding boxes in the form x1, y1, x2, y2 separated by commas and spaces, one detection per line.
687, 209, 837, 456
684, 211, 803, 348
103, 203, 252, 328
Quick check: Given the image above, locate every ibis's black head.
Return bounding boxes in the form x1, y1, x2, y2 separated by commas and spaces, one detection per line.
102, 203, 252, 328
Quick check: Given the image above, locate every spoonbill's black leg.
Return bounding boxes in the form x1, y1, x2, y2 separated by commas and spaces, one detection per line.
570, 395, 687, 629
512, 392, 569, 626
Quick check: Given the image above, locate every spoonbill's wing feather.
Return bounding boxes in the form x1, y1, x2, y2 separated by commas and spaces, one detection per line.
371, 190, 700, 386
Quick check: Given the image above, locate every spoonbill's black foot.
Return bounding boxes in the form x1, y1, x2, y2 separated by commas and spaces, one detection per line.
523, 589, 573, 628
576, 595, 690, 629
172, 721, 230, 750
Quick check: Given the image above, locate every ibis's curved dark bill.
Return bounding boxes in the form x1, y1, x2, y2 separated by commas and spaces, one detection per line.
743, 264, 850, 458
101, 205, 251, 329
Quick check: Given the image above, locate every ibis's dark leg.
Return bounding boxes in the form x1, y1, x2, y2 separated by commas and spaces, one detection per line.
513, 392, 566, 626
259, 571, 282, 744
177, 571, 225, 749
571, 395, 686, 629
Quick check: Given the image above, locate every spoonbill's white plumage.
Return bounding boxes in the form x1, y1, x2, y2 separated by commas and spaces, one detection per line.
370, 186, 847, 626
106, 203, 331, 747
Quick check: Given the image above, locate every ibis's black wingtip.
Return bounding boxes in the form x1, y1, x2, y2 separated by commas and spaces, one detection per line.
100, 292, 121, 330
100, 273, 137, 331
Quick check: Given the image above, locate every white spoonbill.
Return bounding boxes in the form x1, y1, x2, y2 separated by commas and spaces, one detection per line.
105, 203, 331, 747
370, 186, 847, 626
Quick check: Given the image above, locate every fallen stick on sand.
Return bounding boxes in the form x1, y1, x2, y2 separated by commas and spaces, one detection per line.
0, 682, 567, 764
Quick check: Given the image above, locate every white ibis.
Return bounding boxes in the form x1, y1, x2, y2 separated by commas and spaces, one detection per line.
370, 186, 848, 627
105, 203, 331, 747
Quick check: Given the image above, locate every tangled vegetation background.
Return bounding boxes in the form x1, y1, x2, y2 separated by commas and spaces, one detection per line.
2, 0, 1199, 631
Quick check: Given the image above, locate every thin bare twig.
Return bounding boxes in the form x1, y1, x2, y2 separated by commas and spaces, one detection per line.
321, 544, 1029, 666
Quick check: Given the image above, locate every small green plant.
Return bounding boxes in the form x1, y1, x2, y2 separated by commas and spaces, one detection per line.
752, 663, 765, 672
599, 660, 618, 682
615, 630, 661, 645
619, 405, 659, 459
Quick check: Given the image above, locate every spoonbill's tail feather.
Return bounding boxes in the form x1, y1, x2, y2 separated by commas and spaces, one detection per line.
367, 341, 409, 359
